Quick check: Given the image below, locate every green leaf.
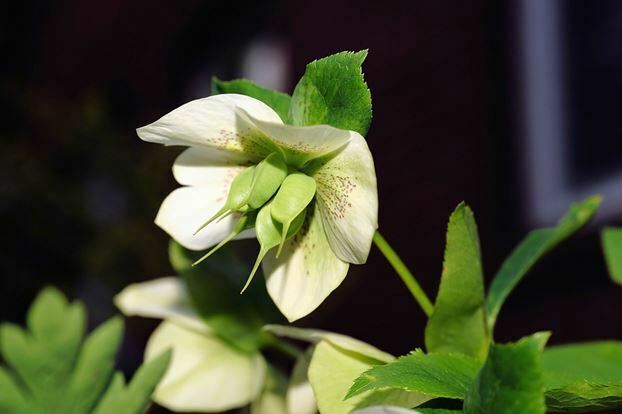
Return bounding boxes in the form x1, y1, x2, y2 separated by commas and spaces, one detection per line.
169, 241, 282, 354
425, 203, 489, 360
0, 287, 169, 414
310, 341, 428, 414
486, 196, 601, 329
93, 350, 172, 414
463, 333, 549, 414
212, 77, 292, 122
541, 341, 622, 412
602, 227, 622, 285
347, 350, 481, 401
289, 50, 372, 136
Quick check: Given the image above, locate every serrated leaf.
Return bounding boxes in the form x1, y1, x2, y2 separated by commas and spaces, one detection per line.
486, 196, 601, 329
289, 50, 372, 136
541, 341, 622, 412
602, 227, 622, 285
93, 349, 172, 414
425, 203, 489, 360
463, 333, 549, 414
212, 77, 292, 122
169, 241, 282, 354
0, 287, 169, 414
347, 350, 481, 401
310, 341, 428, 414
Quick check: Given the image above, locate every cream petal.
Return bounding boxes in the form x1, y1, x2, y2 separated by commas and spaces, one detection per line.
172, 146, 252, 187
286, 349, 317, 414
238, 108, 351, 168
145, 321, 267, 412
114, 277, 208, 334
155, 186, 255, 251
313, 132, 378, 264
137, 94, 282, 162
262, 206, 349, 322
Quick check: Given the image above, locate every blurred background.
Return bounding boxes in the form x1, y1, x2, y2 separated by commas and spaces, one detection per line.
2, 0, 622, 412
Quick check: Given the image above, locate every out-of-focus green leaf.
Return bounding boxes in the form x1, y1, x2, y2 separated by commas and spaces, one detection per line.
425, 203, 489, 360
486, 196, 601, 329
0, 287, 169, 414
93, 350, 171, 414
602, 227, 622, 285
463, 333, 549, 414
212, 77, 292, 122
169, 241, 282, 354
347, 350, 481, 401
289, 50, 372, 136
541, 341, 622, 412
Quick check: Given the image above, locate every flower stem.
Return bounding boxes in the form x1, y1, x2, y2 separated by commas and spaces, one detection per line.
373, 231, 434, 317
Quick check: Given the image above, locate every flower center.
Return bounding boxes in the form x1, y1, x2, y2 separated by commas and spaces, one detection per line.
192, 151, 317, 291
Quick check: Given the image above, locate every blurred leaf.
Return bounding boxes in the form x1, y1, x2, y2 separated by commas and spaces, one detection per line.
0, 287, 169, 414
347, 350, 481, 401
310, 341, 428, 414
425, 203, 489, 360
289, 50, 372, 136
541, 341, 622, 412
212, 77, 291, 122
463, 333, 549, 414
169, 241, 282, 354
486, 196, 601, 329
602, 227, 622, 285
93, 350, 171, 414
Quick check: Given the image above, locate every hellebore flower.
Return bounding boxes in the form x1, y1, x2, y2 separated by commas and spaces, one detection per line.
115, 277, 317, 414
137, 94, 378, 321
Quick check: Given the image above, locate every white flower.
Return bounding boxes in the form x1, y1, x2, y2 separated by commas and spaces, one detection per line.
137, 94, 378, 321
115, 277, 317, 414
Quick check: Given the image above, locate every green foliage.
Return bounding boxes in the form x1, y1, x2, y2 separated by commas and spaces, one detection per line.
169, 241, 282, 354
346, 350, 482, 401
602, 227, 622, 285
289, 50, 372, 136
0, 287, 170, 414
211, 77, 292, 122
425, 203, 489, 360
486, 196, 601, 329
463, 333, 549, 414
541, 341, 622, 412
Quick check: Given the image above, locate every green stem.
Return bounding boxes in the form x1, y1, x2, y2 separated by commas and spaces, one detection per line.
373, 231, 434, 317
265, 336, 303, 359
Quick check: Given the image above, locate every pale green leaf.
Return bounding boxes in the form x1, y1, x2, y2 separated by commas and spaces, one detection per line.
425, 203, 489, 360
542, 341, 622, 412
289, 50, 372, 136
602, 227, 622, 285
486, 196, 601, 329
463, 333, 549, 414
212, 77, 291, 122
347, 350, 481, 401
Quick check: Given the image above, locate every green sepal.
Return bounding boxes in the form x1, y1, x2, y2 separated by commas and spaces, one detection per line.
247, 152, 288, 209
270, 172, 316, 256
243, 202, 306, 293
194, 165, 256, 235
602, 227, 622, 285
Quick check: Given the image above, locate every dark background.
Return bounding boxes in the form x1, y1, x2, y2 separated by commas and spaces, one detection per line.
2, 0, 622, 412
